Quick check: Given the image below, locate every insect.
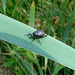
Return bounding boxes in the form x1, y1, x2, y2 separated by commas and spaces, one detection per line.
25, 30, 47, 44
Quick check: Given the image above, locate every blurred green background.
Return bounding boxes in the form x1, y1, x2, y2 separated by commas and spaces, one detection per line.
0, 0, 75, 75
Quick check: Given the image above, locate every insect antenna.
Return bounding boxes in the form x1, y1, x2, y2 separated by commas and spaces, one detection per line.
24, 33, 31, 36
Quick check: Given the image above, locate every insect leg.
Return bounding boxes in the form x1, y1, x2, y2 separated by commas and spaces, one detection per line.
37, 38, 42, 45
32, 37, 36, 42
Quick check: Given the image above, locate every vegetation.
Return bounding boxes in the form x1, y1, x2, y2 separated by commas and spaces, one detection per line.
0, 0, 75, 75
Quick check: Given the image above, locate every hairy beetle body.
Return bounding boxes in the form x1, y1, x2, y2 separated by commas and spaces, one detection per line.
33, 30, 45, 37
25, 30, 47, 44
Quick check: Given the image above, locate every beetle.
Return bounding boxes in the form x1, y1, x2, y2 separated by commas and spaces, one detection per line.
25, 30, 47, 44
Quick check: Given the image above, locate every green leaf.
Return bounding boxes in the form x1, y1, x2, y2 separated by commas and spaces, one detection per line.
3, 58, 15, 67
0, 13, 75, 70
1, 0, 6, 13
29, 2, 35, 27
62, 10, 74, 42
17, 68, 24, 75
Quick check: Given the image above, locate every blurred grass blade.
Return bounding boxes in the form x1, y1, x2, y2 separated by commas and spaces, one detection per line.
72, 37, 75, 48
14, 51, 37, 75
62, 10, 74, 42
0, 14, 75, 70
33, 54, 43, 75
1, 0, 6, 13
73, 71, 75, 75
45, 57, 48, 73
29, 2, 35, 27
52, 65, 64, 75
26, 52, 43, 75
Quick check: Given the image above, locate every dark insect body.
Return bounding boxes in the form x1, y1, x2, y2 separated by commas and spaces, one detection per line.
25, 30, 47, 44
